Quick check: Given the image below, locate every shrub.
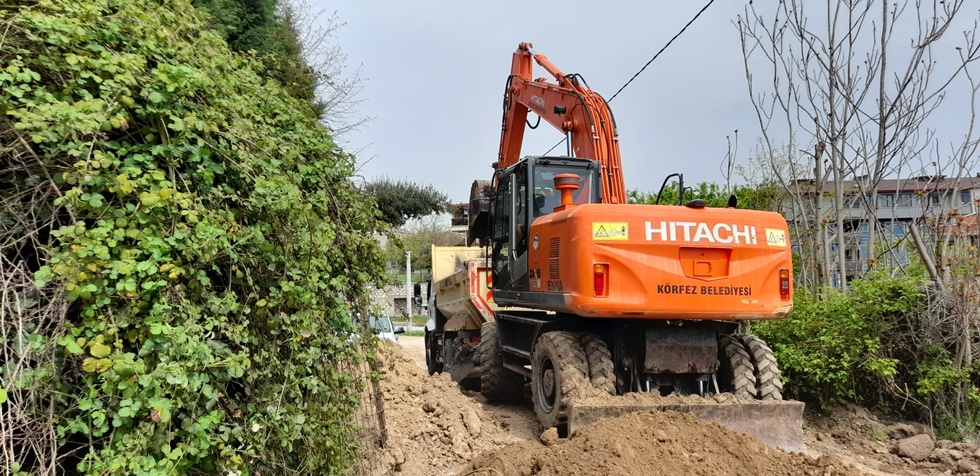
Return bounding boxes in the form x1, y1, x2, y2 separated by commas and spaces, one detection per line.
2, 0, 385, 473
754, 274, 921, 410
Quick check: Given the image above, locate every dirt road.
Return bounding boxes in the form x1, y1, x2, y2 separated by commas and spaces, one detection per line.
398, 334, 426, 370
375, 336, 978, 476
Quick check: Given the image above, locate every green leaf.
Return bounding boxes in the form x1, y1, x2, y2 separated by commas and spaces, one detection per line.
81, 358, 98, 373
65, 339, 84, 354
140, 192, 160, 207
34, 266, 53, 287
90, 342, 112, 358
148, 91, 163, 103
0, 389, 7, 404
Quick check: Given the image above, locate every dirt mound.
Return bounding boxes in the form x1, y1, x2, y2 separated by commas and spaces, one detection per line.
367, 340, 529, 476
462, 411, 861, 476
805, 404, 980, 475
368, 338, 980, 476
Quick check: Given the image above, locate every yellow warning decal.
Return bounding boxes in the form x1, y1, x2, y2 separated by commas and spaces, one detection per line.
593, 222, 629, 241
765, 228, 787, 247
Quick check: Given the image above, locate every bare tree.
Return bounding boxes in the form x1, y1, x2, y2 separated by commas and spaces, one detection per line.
738, 0, 980, 290
278, 0, 371, 137
384, 213, 463, 277
741, 1, 980, 429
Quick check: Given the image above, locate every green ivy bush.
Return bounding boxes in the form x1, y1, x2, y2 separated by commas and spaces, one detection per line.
756, 273, 980, 438
754, 274, 921, 410
2, 0, 385, 473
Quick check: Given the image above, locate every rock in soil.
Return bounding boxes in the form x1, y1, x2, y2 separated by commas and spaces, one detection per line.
895, 434, 936, 462
539, 427, 559, 446
957, 459, 978, 474
887, 423, 919, 440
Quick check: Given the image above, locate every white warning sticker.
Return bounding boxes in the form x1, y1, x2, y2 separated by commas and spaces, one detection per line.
593, 222, 629, 240
765, 228, 787, 247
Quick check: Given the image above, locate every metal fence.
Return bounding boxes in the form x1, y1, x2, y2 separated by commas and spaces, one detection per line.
1, 256, 67, 475
349, 308, 389, 475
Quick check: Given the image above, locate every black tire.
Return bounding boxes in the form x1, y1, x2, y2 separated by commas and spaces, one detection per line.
718, 334, 757, 399
739, 334, 784, 400
425, 330, 443, 375
581, 333, 616, 395
531, 331, 589, 431
477, 322, 525, 401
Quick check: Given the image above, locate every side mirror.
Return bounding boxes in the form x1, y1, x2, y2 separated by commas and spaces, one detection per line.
726, 194, 738, 209
394, 326, 406, 334
413, 283, 423, 308
467, 197, 491, 247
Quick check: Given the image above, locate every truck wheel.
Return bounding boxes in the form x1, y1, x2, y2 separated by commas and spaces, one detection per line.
581, 333, 616, 395
531, 331, 589, 432
477, 322, 525, 401
425, 330, 443, 375
718, 334, 756, 399
739, 334, 784, 400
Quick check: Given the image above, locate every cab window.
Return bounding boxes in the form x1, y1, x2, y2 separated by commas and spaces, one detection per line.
532, 164, 598, 218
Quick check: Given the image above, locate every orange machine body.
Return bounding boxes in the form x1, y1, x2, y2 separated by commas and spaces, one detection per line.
426, 42, 803, 450
523, 204, 793, 320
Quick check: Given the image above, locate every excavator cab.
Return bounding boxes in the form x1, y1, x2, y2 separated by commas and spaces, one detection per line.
490, 156, 600, 292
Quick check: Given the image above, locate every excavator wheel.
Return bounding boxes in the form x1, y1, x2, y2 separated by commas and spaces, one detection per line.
580, 333, 616, 395
739, 334, 784, 400
424, 330, 443, 376
718, 334, 757, 399
477, 322, 525, 401
531, 331, 589, 433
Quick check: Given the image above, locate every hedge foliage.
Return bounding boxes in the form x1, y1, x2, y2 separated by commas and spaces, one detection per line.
628, 180, 782, 211
754, 273, 980, 438
754, 276, 919, 408
2, 0, 385, 473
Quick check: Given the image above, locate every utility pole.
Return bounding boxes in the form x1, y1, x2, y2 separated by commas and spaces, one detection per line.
405, 251, 412, 332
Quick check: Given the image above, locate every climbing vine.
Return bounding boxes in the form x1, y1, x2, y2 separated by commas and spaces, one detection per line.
2, 0, 385, 473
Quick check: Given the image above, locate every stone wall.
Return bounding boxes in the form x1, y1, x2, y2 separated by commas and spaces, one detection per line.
366, 282, 428, 317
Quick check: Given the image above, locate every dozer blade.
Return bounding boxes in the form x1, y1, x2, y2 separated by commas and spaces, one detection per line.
445, 342, 480, 387
568, 400, 805, 453
447, 360, 476, 383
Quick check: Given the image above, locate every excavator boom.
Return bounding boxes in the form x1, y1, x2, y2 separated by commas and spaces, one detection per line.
498, 42, 627, 203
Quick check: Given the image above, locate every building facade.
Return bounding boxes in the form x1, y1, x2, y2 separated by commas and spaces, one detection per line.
784, 174, 980, 283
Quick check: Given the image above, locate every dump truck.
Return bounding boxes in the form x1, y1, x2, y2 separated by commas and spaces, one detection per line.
423, 42, 804, 452
423, 245, 493, 385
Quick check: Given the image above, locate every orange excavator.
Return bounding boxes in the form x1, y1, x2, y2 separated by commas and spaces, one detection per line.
425, 42, 803, 452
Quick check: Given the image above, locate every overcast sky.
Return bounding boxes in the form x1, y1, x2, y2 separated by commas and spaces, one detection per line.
313, 1, 979, 203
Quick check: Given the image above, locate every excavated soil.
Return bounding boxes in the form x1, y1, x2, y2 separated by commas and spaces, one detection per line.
462, 411, 860, 476
369, 337, 980, 476
366, 340, 536, 475
804, 404, 980, 475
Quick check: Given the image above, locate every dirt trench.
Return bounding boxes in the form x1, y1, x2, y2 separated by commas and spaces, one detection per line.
366, 337, 980, 476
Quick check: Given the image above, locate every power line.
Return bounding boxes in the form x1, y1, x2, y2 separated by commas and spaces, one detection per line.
541, 0, 715, 156
543, 137, 565, 156
608, 0, 716, 103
